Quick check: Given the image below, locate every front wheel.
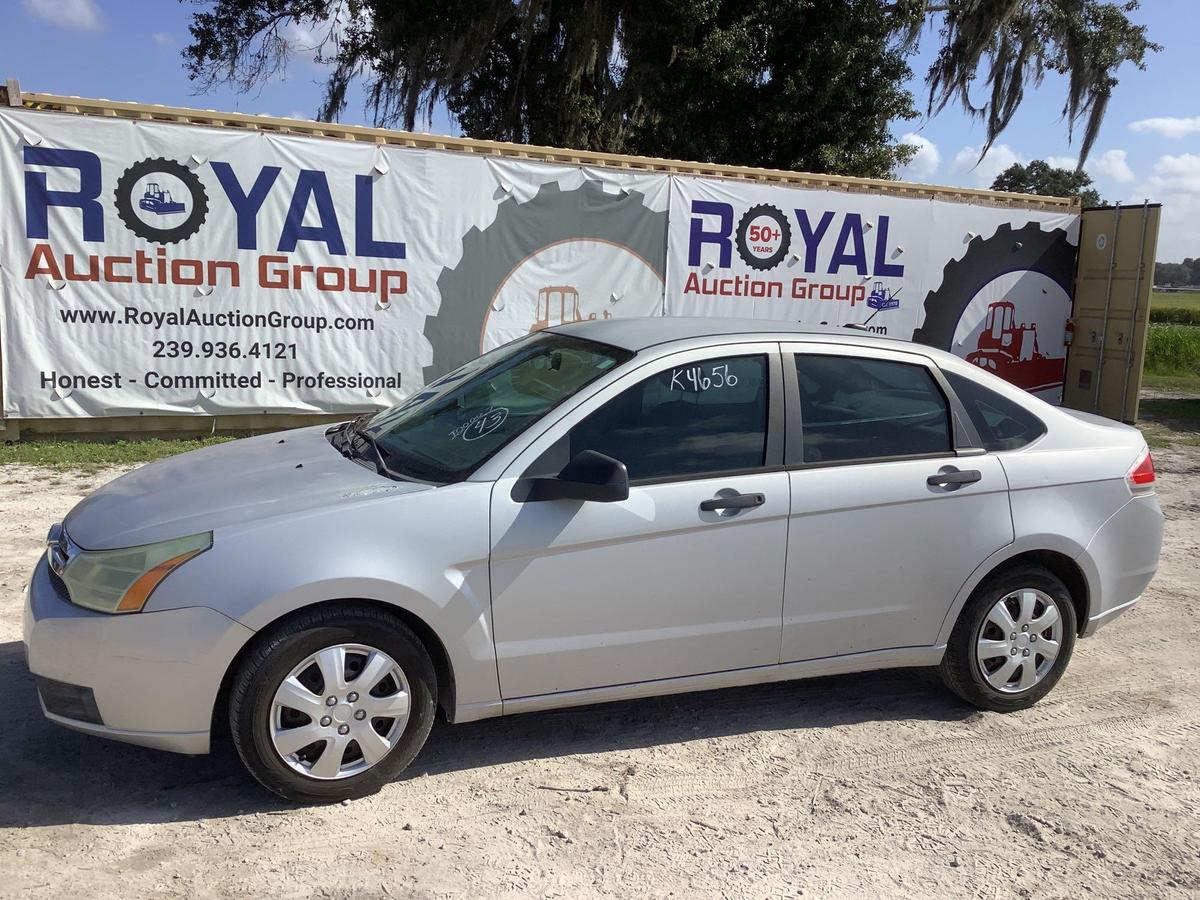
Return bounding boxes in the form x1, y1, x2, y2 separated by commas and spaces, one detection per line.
229, 605, 437, 803
939, 565, 1077, 712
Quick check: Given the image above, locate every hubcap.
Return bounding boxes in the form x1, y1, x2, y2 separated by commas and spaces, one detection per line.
269, 643, 411, 780
975, 588, 1063, 694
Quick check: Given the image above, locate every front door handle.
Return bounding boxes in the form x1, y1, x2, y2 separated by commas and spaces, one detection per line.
927, 468, 982, 488
700, 492, 765, 512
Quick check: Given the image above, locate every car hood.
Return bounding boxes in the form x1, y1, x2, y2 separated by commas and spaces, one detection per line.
64, 425, 431, 550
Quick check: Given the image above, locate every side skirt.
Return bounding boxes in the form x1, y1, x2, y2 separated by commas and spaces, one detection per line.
498, 645, 946, 718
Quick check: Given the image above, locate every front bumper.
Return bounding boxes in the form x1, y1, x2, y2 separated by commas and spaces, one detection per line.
23, 555, 254, 754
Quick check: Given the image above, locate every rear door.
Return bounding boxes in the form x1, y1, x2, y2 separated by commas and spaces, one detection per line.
488, 344, 789, 699
780, 344, 1014, 662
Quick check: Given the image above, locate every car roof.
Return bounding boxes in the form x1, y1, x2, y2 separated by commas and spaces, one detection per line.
550, 316, 904, 353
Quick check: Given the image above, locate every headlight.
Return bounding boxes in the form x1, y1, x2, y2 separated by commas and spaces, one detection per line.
59, 532, 212, 614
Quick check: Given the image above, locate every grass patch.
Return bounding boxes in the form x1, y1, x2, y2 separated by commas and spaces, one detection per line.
1142, 372, 1200, 394
0, 436, 236, 471
1152, 290, 1200, 311
1144, 324, 1200, 378
1138, 397, 1200, 449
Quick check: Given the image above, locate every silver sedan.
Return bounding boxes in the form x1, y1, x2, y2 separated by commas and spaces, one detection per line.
24, 319, 1163, 802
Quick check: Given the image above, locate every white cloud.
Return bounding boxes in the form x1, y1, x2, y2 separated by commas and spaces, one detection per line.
946, 146, 1135, 196
1045, 150, 1135, 186
1137, 153, 1200, 260
1044, 155, 1077, 171
281, 16, 348, 69
1145, 153, 1200, 194
152, 32, 173, 48
282, 19, 321, 50
897, 133, 940, 181
22, 0, 101, 30
951, 144, 1023, 187
1129, 116, 1200, 140
1090, 149, 1135, 185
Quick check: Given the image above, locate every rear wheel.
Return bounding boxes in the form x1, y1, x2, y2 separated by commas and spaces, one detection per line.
229, 605, 437, 803
939, 565, 1077, 712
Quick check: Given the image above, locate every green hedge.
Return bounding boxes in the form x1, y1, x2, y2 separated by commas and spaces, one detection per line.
1150, 306, 1200, 326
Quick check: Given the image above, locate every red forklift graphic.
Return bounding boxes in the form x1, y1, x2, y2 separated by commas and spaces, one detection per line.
966, 300, 1064, 392
528, 285, 607, 332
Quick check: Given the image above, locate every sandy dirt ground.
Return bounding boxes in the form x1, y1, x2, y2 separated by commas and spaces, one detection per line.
0, 449, 1197, 900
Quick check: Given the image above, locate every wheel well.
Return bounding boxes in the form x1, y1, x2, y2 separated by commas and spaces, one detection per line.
989, 550, 1090, 635
210, 599, 458, 743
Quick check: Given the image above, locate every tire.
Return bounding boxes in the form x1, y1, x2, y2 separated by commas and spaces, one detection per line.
113, 157, 209, 245
423, 179, 667, 382
911, 221, 1075, 351
229, 605, 437, 803
938, 564, 1077, 712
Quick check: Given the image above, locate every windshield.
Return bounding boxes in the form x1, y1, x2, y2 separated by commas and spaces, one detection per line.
359, 333, 632, 482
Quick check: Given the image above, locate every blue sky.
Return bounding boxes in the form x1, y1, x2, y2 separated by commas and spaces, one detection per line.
3, 0, 1196, 260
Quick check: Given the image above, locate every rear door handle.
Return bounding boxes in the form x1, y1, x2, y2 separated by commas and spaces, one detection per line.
700, 492, 765, 512
927, 469, 982, 488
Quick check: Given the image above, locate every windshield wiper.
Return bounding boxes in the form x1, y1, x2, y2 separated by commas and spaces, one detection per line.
339, 414, 425, 483
330, 414, 367, 457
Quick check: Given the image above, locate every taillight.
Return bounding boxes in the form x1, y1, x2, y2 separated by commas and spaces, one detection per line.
1126, 447, 1156, 492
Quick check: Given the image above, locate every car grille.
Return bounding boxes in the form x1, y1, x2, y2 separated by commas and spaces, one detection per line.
45, 525, 79, 603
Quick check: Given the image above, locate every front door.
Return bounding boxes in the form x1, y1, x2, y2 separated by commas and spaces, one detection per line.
489, 346, 789, 699
779, 346, 1014, 662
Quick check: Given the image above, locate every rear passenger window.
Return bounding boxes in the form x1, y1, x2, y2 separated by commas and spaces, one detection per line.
944, 370, 1046, 451
794, 355, 952, 464
569, 355, 768, 481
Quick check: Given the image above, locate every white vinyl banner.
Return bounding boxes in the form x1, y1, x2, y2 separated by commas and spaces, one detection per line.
0, 110, 669, 417
0, 107, 1081, 417
666, 178, 1080, 401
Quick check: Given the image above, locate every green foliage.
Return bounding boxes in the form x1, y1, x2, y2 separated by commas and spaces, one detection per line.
990, 160, 1103, 205
612, 2, 917, 176
908, 0, 1158, 167
190, 0, 920, 177
0, 437, 236, 471
1154, 260, 1200, 287
1150, 307, 1200, 326
1144, 324, 1200, 377
183, 0, 1157, 176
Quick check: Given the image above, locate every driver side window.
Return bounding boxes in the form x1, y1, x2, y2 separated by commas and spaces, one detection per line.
567, 354, 769, 482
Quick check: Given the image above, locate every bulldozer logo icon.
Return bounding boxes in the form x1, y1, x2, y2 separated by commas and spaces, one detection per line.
913, 222, 1075, 398
865, 281, 901, 311
114, 157, 209, 244
965, 300, 1062, 391
528, 285, 610, 333
138, 182, 186, 216
424, 180, 667, 381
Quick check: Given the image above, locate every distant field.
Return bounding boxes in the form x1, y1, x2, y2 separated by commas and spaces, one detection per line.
1145, 292, 1200, 398
1152, 289, 1200, 311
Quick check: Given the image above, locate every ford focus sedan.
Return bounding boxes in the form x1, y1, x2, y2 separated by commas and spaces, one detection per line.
24, 319, 1163, 803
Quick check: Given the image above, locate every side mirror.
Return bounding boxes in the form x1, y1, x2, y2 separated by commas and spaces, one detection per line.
514, 450, 630, 503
